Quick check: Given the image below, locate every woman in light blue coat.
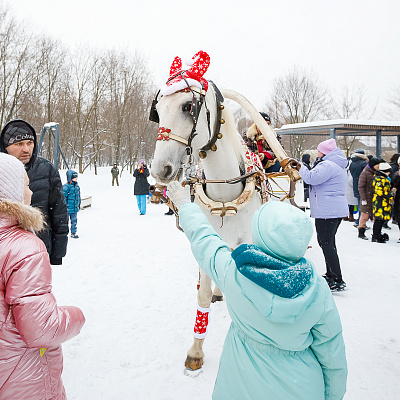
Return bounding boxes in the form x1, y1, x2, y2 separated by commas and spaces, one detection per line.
299, 139, 348, 292
167, 182, 347, 400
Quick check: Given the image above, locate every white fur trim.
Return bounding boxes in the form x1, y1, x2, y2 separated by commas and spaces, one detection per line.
193, 331, 208, 339
197, 306, 211, 313
160, 79, 203, 96
185, 57, 194, 66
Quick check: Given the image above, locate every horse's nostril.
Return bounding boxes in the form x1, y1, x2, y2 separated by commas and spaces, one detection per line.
163, 165, 173, 180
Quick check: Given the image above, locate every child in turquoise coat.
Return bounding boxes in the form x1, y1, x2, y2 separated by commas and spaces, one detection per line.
63, 170, 81, 238
167, 182, 347, 400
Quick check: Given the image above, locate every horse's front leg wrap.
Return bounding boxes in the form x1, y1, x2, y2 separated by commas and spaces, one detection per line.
193, 306, 211, 339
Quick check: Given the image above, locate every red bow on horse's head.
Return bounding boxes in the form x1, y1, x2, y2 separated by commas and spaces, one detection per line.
160, 51, 210, 96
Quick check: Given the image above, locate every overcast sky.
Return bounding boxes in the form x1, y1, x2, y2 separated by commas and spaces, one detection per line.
7, 0, 400, 113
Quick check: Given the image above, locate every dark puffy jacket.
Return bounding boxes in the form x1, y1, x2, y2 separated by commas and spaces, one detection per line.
349, 153, 368, 198
27, 157, 69, 264
133, 166, 150, 195
392, 173, 400, 222
63, 170, 81, 214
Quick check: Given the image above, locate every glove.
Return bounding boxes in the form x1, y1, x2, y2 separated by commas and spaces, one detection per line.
166, 181, 191, 208
50, 257, 62, 265
361, 200, 367, 206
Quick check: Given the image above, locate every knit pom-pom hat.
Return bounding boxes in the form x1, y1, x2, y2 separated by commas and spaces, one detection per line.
251, 201, 313, 263
0, 153, 25, 202
317, 138, 337, 155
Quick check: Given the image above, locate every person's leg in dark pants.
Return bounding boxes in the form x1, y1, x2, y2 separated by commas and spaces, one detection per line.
315, 218, 343, 282
372, 219, 385, 242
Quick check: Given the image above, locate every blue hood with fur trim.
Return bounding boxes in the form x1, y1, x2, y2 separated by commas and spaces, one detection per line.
232, 244, 313, 299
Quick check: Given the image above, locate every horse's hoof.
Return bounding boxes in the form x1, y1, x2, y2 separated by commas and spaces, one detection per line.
211, 295, 223, 303
185, 355, 203, 370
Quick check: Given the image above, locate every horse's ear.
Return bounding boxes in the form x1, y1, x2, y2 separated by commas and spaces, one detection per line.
170, 56, 183, 76
188, 51, 210, 78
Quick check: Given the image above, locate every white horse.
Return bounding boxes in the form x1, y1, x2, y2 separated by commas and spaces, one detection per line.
150, 52, 299, 370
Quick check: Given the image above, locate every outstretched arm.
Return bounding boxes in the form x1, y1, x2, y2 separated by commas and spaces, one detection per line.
167, 182, 233, 291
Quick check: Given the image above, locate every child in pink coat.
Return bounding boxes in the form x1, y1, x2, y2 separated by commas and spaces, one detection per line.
0, 153, 85, 399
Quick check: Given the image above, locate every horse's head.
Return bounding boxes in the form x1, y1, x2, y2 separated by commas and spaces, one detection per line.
150, 87, 218, 184
150, 51, 222, 184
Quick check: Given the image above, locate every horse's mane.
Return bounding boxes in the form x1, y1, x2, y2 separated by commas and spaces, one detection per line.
219, 99, 246, 173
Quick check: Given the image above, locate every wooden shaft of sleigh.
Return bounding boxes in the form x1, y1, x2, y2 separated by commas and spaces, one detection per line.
221, 89, 301, 182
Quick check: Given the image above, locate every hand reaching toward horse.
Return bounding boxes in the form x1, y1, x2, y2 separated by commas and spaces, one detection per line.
167, 181, 191, 208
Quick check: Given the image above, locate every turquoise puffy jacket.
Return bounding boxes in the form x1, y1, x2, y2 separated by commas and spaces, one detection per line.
179, 203, 347, 400
63, 170, 81, 214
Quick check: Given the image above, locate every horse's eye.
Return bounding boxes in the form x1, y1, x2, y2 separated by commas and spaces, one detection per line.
182, 102, 191, 113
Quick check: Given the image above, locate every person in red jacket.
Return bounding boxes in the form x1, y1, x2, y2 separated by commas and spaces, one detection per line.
0, 153, 85, 400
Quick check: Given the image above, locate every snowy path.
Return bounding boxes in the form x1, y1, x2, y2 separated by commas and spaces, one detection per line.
53, 168, 399, 399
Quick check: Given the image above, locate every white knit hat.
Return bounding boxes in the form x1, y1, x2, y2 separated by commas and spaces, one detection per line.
0, 153, 25, 202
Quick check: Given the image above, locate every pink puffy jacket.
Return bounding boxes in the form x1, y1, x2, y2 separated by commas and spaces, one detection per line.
0, 201, 85, 400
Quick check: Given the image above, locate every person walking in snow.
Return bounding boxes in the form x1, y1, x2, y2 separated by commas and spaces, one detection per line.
63, 170, 81, 238
349, 149, 369, 226
0, 153, 85, 399
372, 162, 394, 243
0, 119, 69, 265
357, 157, 382, 240
301, 153, 311, 202
344, 159, 358, 222
391, 158, 400, 242
298, 138, 348, 292
167, 181, 347, 400
133, 160, 150, 215
111, 163, 120, 186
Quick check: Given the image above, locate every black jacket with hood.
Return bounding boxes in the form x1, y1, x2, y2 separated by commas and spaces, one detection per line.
0, 120, 69, 264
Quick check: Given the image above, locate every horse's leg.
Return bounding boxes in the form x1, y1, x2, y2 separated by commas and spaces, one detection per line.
185, 269, 212, 370
211, 285, 223, 303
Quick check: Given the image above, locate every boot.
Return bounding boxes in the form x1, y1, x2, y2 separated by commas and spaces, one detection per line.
348, 215, 355, 222
372, 235, 386, 243
358, 228, 368, 240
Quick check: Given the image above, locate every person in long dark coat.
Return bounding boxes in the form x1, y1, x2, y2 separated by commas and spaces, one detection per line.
349, 149, 369, 225
301, 153, 311, 202
133, 160, 150, 215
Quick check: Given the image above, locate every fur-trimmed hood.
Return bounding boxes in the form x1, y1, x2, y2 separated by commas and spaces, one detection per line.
350, 152, 369, 162
246, 123, 259, 141
0, 199, 44, 233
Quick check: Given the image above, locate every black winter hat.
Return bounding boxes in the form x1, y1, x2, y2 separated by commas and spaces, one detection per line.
368, 157, 381, 168
1, 120, 35, 147
259, 112, 271, 122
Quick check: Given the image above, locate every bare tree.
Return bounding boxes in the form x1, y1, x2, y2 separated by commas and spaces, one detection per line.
0, 5, 38, 125
388, 86, 400, 119
266, 66, 330, 158
68, 48, 109, 172
330, 85, 377, 157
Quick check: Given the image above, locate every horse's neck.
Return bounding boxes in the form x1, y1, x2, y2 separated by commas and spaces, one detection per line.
201, 135, 244, 202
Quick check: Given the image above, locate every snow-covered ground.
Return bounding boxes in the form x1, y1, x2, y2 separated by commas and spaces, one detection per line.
55, 167, 399, 400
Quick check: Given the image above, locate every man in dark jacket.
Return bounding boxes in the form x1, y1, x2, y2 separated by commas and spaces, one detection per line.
0, 120, 69, 264
111, 163, 119, 186
349, 149, 369, 226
